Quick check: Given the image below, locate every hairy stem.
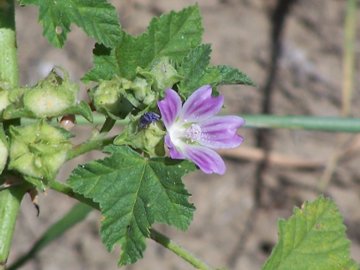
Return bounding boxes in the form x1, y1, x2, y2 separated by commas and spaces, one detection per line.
0, 185, 27, 269
243, 114, 360, 133
75, 114, 360, 133
0, 0, 18, 88
66, 135, 115, 160
0, 1, 22, 269
150, 229, 214, 270
7, 203, 93, 270
49, 180, 216, 269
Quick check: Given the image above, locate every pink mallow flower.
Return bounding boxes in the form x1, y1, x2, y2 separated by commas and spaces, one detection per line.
157, 85, 244, 175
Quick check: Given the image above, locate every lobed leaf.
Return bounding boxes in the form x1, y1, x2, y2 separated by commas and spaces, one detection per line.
19, 0, 122, 48
67, 145, 196, 265
262, 196, 359, 270
85, 5, 203, 81
178, 44, 212, 98
178, 46, 254, 97
81, 43, 118, 82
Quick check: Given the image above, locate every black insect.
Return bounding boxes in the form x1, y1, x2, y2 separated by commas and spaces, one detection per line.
139, 112, 160, 129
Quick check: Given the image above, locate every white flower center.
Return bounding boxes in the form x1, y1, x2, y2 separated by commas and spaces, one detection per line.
168, 121, 202, 148
185, 124, 202, 142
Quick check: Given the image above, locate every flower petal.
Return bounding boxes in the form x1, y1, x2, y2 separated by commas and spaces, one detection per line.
184, 145, 226, 175
181, 85, 224, 122
199, 116, 244, 149
165, 134, 185, 159
157, 89, 182, 128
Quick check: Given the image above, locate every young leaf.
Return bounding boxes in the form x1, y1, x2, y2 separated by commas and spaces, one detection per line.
262, 196, 359, 270
19, 0, 122, 48
67, 145, 196, 265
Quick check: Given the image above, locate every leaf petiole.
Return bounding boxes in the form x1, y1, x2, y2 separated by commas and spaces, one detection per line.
49, 179, 217, 270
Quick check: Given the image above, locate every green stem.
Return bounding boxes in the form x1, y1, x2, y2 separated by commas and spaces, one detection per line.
8, 203, 93, 270
0, 1, 21, 269
242, 114, 360, 133
0, 0, 18, 88
47, 180, 98, 209
75, 114, 360, 133
66, 135, 115, 160
99, 117, 116, 133
0, 185, 27, 269
49, 180, 215, 270
150, 229, 214, 270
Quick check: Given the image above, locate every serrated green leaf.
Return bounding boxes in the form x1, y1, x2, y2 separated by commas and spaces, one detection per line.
20, 0, 122, 48
86, 5, 203, 82
67, 145, 196, 265
205, 65, 255, 86
82, 43, 118, 82
115, 33, 152, 80
262, 196, 359, 270
178, 44, 212, 98
145, 4, 203, 63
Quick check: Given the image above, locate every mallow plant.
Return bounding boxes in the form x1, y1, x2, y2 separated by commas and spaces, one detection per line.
0, 1, 359, 270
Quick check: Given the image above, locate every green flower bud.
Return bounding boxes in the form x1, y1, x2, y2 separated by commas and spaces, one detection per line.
138, 57, 182, 92
131, 77, 156, 105
89, 77, 134, 119
9, 121, 72, 180
23, 69, 78, 118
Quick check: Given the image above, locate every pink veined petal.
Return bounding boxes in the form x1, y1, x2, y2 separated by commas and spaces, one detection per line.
165, 134, 185, 159
183, 145, 226, 175
181, 85, 224, 122
199, 116, 245, 149
157, 89, 182, 128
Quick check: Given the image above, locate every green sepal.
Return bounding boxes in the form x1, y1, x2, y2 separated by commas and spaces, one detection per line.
0, 89, 10, 115
23, 69, 78, 118
8, 121, 72, 180
137, 57, 183, 93
23, 175, 46, 192
130, 76, 156, 106
62, 101, 93, 123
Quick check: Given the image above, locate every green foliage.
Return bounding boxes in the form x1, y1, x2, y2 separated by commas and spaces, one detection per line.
178, 45, 254, 97
68, 145, 196, 265
262, 196, 359, 270
178, 44, 212, 97
84, 5, 203, 81
82, 44, 118, 82
19, 0, 122, 48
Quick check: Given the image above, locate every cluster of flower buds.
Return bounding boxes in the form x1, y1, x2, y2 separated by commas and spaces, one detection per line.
8, 121, 72, 180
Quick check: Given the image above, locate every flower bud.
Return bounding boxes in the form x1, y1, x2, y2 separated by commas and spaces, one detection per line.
9, 121, 72, 180
131, 77, 156, 105
23, 69, 78, 118
138, 57, 182, 92
89, 77, 134, 119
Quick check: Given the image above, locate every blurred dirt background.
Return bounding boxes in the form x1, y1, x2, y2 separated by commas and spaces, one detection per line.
8, 0, 360, 269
